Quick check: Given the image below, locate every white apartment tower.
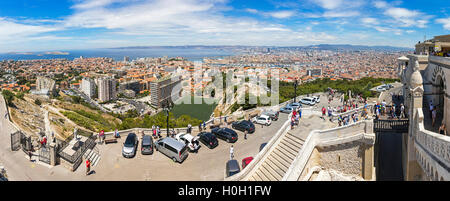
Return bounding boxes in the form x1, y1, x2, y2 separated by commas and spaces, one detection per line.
81, 77, 96, 98
97, 77, 117, 102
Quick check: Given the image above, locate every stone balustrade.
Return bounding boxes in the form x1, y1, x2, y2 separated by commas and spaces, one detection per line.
283, 119, 375, 181
413, 108, 450, 180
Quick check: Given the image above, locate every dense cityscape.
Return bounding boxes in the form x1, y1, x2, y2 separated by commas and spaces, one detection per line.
0, 2, 449, 198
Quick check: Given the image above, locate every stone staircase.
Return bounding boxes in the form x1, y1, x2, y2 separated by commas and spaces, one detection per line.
83, 148, 101, 167
246, 115, 336, 181
248, 131, 305, 181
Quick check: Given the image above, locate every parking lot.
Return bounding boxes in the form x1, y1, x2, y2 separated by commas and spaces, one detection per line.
79, 113, 290, 181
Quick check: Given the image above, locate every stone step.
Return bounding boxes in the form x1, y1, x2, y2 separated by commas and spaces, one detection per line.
265, 158, 287, 177
276, 145, 296, 160
259, 164, 277, 181
285, 133, 305, 144
83, 149, 92, 158
251, 172, 262, 181
262, 160, 283, 180
92, 155, 100, 167
255, 169, 270, 181
272, 149, 293, 164
279, 139, 302, 151
261, 163, 280, 181
266, 155, 289, 172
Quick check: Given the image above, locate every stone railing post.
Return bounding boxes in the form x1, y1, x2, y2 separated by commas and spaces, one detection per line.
49, 142, 57, 166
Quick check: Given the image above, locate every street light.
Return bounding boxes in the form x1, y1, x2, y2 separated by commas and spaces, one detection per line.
294, 79, 298, 103
162, 100, 173, 137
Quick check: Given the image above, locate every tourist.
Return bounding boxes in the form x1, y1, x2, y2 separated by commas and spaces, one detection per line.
230, 145, 234, 160
322, 107, 326, 117
298, 107, 302, 119
429, 100, 433, 119
86, 159, 91, 176
199, 123, 202, 132
439, 123, 447, 136
400, 104, 405, 118
187, 124, 192, 134
432, 106, 437, 127
152, 126, 156, 138
203, 121, 206, 131
244, 130, 247, 140
28, 150, 32, 162
291, 119, 295, 130
157, 126, 161, 138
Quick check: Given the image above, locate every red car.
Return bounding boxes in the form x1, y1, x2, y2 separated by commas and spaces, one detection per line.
242, 157, 254, 169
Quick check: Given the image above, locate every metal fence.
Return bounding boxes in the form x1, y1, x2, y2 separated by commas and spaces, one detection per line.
39, 145, 50, 164
374, 119, 409, 133
58, 134, 97, 165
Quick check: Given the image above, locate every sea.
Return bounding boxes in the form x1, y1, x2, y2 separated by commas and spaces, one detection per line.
0, 48, 237, 62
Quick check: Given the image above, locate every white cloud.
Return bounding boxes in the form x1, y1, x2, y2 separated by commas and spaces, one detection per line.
361, 17, 379, 25
436, 17, 450, 30
373, 1, 388, 9
384, 7, 419, 18
383, 7, 430, 28
0, 18, 60, 41
323, 11, 359, 18
245, 8, 258, 14
312, 0, 343, 10
267, 10, 295, 19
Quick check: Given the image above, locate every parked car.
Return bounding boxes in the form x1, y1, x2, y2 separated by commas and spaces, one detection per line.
232, 120, 255, 133
280, 106, 293, 113
211, 127, 238, 143
175, 133, 200, 152
122, 133, 138, 158
242, 157, 254, 169
259, 143, 267, 152
289, 102, 301, 110
300, 97, 316, 106
312, 96, 320, 103
252, 114, 272, 126
376, 84, 389, 92
154, 137, 189, 163
197, 132, 219, 149
262, 110, 279, 121
141, 135, 154, 155
226, 159, 241, 177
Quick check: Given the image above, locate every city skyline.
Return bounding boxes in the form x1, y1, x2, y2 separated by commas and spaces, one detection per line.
0, 0, 449, 52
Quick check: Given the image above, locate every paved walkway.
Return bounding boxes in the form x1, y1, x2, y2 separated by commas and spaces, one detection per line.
0, 95, 77, 181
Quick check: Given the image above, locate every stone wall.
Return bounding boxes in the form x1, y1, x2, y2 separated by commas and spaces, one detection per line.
317, 141, 365, 177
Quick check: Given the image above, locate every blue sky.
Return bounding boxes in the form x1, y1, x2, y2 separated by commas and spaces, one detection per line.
0, 0, 449, 52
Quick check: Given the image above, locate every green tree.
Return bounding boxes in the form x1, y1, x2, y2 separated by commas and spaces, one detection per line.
2, 90, 14, 106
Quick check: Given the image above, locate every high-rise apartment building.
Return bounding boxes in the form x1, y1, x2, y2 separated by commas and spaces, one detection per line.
150, 75, 182, 107
81, 77, 96, 98
97, 77, 117, 102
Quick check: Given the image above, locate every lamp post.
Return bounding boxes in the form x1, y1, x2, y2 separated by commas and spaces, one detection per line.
163, 100, 173, 137
294, 79, 298, 103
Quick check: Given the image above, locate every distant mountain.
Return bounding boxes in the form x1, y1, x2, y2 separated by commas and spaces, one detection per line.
298, 44, 413, 51
110, 44, 413, 52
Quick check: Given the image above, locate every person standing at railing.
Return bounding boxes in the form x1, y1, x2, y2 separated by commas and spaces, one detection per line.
432, 106, 437, 127
439, 123, 447, 136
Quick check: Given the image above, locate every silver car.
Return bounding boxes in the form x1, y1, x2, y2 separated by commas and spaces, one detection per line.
155, 137, 189, 163
122, 133, 138, 158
